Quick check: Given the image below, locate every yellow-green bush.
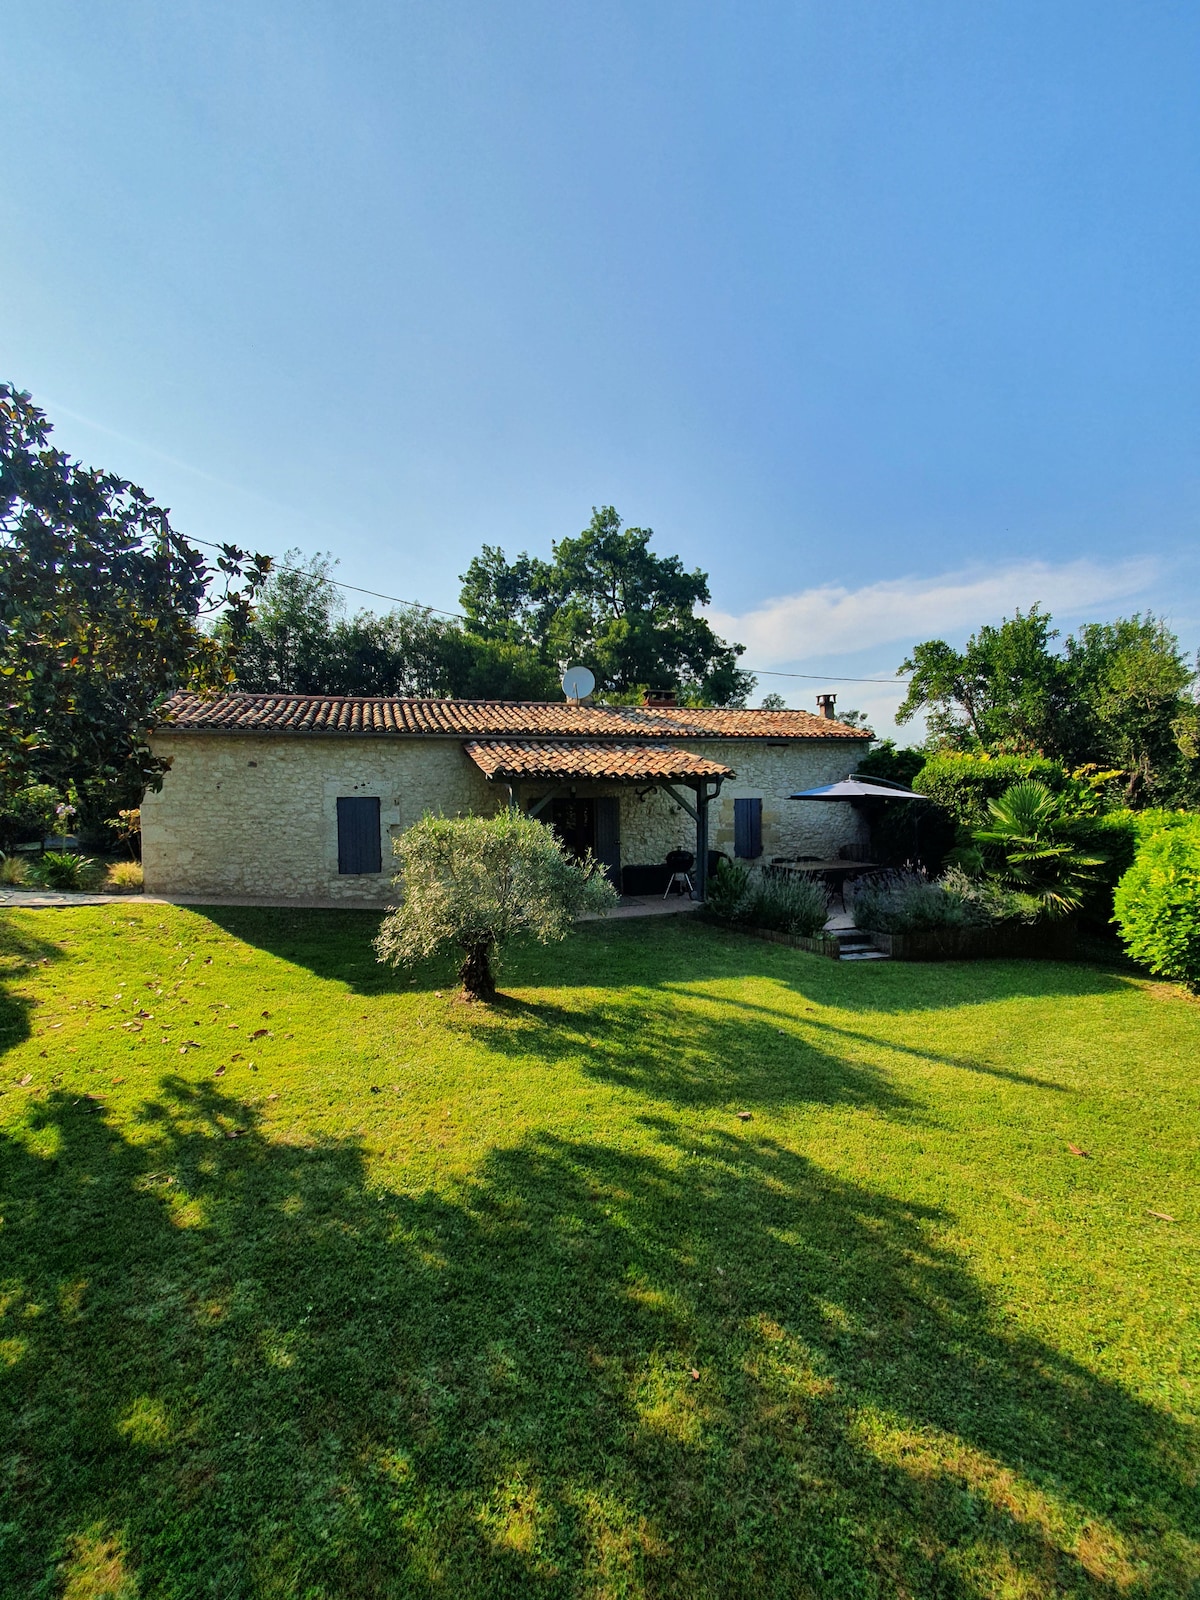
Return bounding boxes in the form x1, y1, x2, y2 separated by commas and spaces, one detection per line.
105, 860, 144, 894
1113, 816, 1200, 990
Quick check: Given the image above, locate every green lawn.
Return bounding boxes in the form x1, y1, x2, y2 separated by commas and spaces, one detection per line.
0, 906, 1197, 1599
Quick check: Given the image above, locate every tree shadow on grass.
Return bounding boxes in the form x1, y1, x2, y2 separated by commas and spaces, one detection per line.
193, 907, 1138, 1016
0, 914, 65, 1062
474, 988, 920, 1115
2, 1084, 1196, 1598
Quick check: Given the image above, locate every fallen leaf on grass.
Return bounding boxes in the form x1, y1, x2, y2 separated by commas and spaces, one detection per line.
736, 1111, 752, 1122
16, 1074, 33, 1086
1147, 1210, 1176, 1222
214, 1066, 226, 1078
1066, 1143, 1091, 1158
204, 957, 212, 965
250, 1028, 270, 1040
261, 1011, 271, 1019
690, 1369, 700, 1382
111, 1076, 125, 1084
266, 1092, 280, 1102
224, 1129, 246, 1139
178, 1041, 200, 1053
370, 1086, 382, 1094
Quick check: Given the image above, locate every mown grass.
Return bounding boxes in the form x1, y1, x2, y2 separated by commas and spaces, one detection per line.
0, 904, 1196, 1599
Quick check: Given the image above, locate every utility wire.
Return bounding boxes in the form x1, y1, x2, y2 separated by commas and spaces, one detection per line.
193, 538, 911, 688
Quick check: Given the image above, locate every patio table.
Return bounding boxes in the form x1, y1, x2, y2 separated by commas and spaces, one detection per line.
770, 859, 880, 908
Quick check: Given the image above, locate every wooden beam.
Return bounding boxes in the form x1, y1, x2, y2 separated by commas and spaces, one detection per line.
659, 783, 698, 822
527, 786, 566, 818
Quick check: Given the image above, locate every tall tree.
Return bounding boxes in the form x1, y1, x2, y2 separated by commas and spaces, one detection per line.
0, 386, 268, 828
1063, 615, 1199, 805
231, 551, 560, 700
897, 603, 1200, 806
459, 506, 754, 705
897, 607, 1069, 752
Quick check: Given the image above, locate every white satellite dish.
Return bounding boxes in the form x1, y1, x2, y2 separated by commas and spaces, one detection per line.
561, 665, 596, 701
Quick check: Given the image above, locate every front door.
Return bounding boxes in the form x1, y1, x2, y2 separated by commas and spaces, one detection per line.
546, 796, 621, 888
547, 798, 594, 859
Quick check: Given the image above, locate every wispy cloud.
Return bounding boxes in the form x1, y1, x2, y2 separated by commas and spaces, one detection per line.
708, 557, 1159, 666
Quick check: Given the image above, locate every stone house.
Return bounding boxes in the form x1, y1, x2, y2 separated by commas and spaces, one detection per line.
141, 692, 871, 904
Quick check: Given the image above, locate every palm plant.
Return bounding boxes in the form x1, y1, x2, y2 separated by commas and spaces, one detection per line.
973, 781, 1106, 918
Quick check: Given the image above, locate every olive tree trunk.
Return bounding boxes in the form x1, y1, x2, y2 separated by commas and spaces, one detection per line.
458, 939, 496, 1001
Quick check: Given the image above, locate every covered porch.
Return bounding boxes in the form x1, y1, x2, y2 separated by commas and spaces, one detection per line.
463, 740, 733, 901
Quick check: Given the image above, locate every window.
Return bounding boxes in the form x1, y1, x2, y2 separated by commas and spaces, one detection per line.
337, 796, 382, 874
733, 797, 763, 859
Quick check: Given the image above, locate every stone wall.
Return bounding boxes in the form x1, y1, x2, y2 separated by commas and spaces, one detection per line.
142, 734, 500, 903
142, 731, 870, 902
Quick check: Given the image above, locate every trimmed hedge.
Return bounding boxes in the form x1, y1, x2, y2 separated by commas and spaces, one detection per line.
914, 752, 1070, 829
1113, 815, 1200, 990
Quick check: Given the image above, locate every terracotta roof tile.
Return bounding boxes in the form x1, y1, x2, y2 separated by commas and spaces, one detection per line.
157, 692, 869, 741
464, 741, 734, 782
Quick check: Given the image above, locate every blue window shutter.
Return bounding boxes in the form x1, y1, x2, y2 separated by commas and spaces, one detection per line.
337, 797, 382, 874
734, 798, 762, 859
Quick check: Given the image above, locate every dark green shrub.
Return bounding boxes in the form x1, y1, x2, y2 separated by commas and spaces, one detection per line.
853, 870, 970, 933
27, 851, 97, 891
0, 784, 63, 852
915, 752, 1069, 829
854, 866, 1040, 933
704, 861, 828, 936
855, 741, 926, 789
973, 780, 1107, 919
704, 860, 751, 922
742, 872, 828, 936
1113, 818, 1200, 990
938, 866, 1040, 925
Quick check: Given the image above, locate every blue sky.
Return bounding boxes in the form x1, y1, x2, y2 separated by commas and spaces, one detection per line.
5, 2, 1199, 731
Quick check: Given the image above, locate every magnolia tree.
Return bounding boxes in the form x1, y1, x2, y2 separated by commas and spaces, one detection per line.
375, 810, 618, 1000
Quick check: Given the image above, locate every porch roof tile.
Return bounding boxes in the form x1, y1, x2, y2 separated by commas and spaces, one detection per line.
464, 741, 734, 783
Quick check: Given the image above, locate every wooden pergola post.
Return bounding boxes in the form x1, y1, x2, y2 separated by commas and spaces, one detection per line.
694, 783, 709, 904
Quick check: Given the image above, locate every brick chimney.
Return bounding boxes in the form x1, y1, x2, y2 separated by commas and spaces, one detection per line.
816, 692, 837, 719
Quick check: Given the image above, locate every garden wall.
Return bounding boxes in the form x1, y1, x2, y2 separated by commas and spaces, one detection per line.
866, 924, 1077, 961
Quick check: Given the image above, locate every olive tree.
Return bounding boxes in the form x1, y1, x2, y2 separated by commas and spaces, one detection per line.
374, 810, 618, 1000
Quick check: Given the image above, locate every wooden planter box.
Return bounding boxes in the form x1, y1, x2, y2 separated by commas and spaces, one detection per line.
708, 921, 843, 959
864, 924, 1076, 962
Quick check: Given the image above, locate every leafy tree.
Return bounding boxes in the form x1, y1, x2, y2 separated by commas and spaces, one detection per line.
973, 780, 1107, 918
232, 551, 559, 700
759, 692, 787, 710
855, 740, 927, 790
0, 385, 268, 830
898, 604, 1200, 806
897, 607, 1068, 752
374, 810, 617, 1001
1062, 616, 1199, 806
459, 506, 754, 705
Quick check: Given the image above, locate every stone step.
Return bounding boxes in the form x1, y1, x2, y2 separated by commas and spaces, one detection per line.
830, 928, 890, 962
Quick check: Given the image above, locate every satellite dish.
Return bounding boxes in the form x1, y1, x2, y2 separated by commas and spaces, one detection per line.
561, 665, 596, 701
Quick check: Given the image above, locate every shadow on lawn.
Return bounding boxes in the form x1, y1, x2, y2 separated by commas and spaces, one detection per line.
194, 906, 1137, 1017
0, 915, 66, 1059
2, 1085, 1196, 1598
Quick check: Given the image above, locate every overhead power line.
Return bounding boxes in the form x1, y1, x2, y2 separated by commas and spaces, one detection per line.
192, 538, 911, 687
